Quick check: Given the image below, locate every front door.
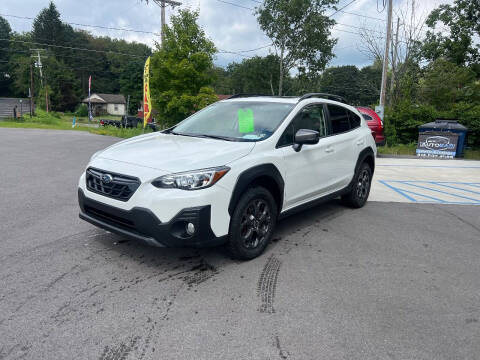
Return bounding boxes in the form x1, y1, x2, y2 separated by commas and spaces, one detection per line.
279, 104, 336, 209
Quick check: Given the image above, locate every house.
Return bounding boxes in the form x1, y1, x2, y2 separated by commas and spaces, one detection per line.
82, 93, 126, 116
0, 97, 32, 119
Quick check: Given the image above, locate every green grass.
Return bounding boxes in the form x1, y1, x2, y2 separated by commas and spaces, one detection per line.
464, 148, 480, 160
89, 126, 150, 138
378, 143, 480, 160
0, 110, 150, 138
377, 143, 417, 156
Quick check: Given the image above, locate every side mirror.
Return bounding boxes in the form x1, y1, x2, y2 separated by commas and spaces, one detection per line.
293, 129, 320, 152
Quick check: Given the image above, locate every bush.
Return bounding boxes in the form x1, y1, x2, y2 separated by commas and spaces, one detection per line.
384, 102, 436, 145
384, 101, 480, 147
443, 103, 480, 146
75, 104, 88, 117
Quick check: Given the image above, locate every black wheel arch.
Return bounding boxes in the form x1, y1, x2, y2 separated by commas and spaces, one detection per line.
356, 146, 375, 175
228, 164, 284, 216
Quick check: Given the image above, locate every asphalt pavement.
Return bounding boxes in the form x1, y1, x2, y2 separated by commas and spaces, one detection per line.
1, 128, 479, 360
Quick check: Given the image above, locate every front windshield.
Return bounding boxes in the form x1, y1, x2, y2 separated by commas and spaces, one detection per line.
172, 101, 295, 142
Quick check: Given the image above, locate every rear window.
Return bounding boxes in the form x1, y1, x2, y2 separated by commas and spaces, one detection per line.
361, 113, 373, 121
328, 105, 350, 134
349, 111, 361, 129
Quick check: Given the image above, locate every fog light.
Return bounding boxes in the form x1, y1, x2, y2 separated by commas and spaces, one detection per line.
186, 222, 195, 235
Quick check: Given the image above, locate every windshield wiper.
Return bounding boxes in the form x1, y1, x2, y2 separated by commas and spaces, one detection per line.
170, 132, 237, 141
196, 134, 238, 142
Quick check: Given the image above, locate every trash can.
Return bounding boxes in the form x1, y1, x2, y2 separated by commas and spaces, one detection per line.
419, 119, 468, 157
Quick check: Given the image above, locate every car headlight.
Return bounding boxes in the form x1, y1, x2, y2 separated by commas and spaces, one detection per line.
152, 166, 230, 190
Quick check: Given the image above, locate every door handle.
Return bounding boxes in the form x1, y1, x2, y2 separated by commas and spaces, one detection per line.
325, 147, 334, 153
356, 140, 365, 146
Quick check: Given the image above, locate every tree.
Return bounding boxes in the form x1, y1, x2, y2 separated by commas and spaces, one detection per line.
43, 57, 82, 111
257, 0, 337, 95
419, 58, 476, 110
227, 55, 285, 95
423, 0, 480, 65
358, 0, 426, 106
32, 2, 65, 47
150, 9, 217, 125
0, 16, 12, 96
318, 63, 381, 105
210, 66, 232, 95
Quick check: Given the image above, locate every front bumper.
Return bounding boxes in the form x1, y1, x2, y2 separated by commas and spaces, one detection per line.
78, 189, 227, 248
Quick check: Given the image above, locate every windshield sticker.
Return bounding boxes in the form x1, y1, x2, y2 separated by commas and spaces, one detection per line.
242, 134, 261, 140
238, 108, 255, 133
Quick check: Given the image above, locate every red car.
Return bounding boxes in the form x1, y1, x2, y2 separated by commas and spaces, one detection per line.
357, 107, 385, 146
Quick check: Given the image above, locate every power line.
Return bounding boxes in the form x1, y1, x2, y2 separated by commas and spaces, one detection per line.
220, 43, 272, 53
329, 0, 357, 17
336, 22, 385, 35
0, 13, 162, 37
215, 0, 254, 11
2, 12, 273, 56
0, 38, 146, 58
338, 10, 386, 22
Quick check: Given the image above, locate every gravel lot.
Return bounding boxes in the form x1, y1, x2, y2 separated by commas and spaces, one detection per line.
1, 128, 479, 360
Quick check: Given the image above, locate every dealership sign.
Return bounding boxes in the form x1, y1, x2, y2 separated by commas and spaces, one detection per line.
416, 132, 459, 158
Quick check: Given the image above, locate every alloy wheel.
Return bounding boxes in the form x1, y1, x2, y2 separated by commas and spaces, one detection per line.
356, 169, 370, 199
240, 199, 272, 249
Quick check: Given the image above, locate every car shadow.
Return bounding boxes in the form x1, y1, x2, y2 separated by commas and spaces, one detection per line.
90, 198, 349, 269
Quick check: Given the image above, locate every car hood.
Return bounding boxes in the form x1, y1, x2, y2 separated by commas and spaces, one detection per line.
95, 132, 255, 173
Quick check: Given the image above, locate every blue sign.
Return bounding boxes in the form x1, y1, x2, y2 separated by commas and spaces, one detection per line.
416, 132, 459, 159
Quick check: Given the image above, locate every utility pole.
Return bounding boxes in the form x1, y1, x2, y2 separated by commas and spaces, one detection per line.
152, 0, 181, 45
30, 63, 34, 117
390, 17, 400, 98
31, 49, 49, 112
45, 77, 49, 113
378, 0, 393, 116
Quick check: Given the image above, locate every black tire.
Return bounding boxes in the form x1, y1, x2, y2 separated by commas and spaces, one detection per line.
341, 162, 372, 208
228, 186, 278, 260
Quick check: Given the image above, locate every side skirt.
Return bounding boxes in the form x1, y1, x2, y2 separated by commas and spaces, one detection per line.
278, 185, 351, 220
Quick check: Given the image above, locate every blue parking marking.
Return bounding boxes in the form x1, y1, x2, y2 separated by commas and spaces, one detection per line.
378, 180, 480, 205
377, 164, 480, 169
378, 180, 417, 202
429, 182, 480, 195
396, 181, 480, 202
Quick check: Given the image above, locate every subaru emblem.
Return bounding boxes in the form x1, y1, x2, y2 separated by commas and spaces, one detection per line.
101, 174, 113, 184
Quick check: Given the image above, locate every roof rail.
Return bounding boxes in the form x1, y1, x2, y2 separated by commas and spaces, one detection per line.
228, 93, 270, 99
298, 93, 347, 104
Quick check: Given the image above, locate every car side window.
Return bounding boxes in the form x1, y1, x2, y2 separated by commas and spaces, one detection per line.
361, 113, 373, 121
328, 104, 351, 135
349, 111, 361, 129
277, 104, 326, 147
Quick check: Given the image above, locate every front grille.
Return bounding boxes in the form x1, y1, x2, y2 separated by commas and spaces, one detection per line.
84, 205, 136, 230
86, 167, 140, 201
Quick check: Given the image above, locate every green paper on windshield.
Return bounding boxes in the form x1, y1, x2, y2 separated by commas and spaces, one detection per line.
238, 108, 254, 133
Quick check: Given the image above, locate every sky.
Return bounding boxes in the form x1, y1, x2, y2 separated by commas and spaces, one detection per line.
1, 0, 452, 70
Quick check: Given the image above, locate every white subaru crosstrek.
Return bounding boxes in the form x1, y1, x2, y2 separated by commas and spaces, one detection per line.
78, 94, 376, 260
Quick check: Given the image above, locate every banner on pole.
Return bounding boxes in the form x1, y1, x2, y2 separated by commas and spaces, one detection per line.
88, 75, 93, 121
143, 57, 152, 128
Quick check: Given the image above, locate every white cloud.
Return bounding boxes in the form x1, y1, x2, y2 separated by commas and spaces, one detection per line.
2, 0, 453, 69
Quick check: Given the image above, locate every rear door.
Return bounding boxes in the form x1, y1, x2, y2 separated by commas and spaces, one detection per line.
325, 104, 363, 187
